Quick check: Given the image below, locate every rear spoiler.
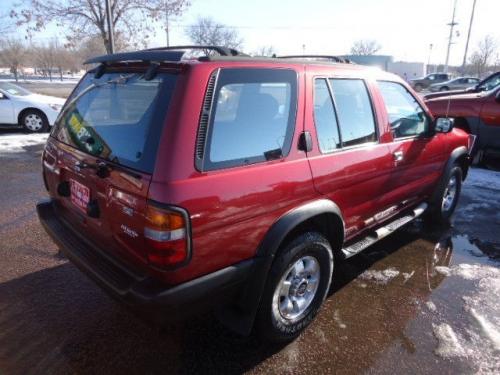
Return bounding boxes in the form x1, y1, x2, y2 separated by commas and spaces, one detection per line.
84, 45, 248, 65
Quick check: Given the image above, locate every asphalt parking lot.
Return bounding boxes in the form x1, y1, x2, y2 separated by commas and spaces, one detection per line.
0, 130, 499, 375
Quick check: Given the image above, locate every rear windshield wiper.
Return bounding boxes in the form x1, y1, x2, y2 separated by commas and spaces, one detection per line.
76, 160, 142, 180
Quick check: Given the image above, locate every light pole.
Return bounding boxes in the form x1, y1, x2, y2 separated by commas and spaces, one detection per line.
105, 0, 115, 54
444, 0, 458, 73
427, 43, 434, 73
462, 0, 477, 70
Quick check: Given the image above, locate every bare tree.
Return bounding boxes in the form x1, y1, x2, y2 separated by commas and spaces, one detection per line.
0, 38, 26, 81
253, 45, 276, 57
468, 35, 497, 77
185, 17, 243, 50
10, 0, 191, 54
350, 39, 381, 56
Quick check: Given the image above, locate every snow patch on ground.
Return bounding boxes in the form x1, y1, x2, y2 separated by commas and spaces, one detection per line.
0, 133, 48, 153
359, 267, 400, 284
402, 270, 415, 283
435, 263, 500, 280
433, 262, 500, 374
426, 301, 437, 312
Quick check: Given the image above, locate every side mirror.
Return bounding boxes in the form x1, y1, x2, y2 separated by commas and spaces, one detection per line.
435, 117, 454, 133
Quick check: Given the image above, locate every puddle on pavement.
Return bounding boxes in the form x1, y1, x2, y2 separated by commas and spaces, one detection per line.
251, 224, 500, 374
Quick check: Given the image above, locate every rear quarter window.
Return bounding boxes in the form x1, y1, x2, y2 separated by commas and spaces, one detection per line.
201, 68, 298, 171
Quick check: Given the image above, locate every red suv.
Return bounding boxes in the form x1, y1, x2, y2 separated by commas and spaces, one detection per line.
37, 46, 472, 342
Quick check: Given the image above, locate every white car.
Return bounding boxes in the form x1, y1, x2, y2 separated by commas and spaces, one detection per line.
0, 82, 66, 132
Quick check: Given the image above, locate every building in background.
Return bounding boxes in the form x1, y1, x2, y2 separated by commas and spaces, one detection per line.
342, 54, 426, 81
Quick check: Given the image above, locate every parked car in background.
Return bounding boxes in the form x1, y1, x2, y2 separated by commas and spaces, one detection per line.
37, 46, 471, 343
428, 77, 480, 92
0, 82, 65, 132
425, 71, 500, 100
410, 73, 451, 91
425, 86, 500, 159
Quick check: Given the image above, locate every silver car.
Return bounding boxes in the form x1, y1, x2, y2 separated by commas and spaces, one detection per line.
0, 82, 65, 132
429, 77, 480, 92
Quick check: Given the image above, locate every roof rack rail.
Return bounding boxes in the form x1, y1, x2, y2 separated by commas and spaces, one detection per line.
84, 45, 248, 65
277, 55, 353, 64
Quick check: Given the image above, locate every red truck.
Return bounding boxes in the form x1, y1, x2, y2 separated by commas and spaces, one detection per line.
37, 46, 472, 342
425, 85, 500, 159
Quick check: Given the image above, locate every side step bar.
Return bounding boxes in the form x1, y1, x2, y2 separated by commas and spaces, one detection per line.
341, 203, 427, 259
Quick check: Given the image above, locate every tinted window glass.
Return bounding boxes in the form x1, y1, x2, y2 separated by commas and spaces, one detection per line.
329, 79, 377, 147
52, 72, 177, 173
205, 68, 297, 170
314, 79, 340, 153
378, 81, 429, 138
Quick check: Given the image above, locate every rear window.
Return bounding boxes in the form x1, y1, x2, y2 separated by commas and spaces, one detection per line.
202, 68, 297, 170
52, 71, 177, 173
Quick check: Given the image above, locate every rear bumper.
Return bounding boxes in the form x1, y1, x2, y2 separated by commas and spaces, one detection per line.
36, 199, 253, 323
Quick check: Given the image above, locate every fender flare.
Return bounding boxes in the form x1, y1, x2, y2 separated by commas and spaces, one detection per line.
430, 146, 469, 205
215, 199, 344, 336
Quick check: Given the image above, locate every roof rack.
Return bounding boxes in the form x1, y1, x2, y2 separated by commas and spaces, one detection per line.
84, 45, 248, 65
277, 55, 353, 64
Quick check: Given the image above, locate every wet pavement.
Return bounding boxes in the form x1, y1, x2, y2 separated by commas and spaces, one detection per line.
0, 131, 499, 374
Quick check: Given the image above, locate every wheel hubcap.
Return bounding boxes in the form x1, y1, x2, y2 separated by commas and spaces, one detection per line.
273, 255, 320, 322
24, 114, 43, 131
442, 175, 457, 212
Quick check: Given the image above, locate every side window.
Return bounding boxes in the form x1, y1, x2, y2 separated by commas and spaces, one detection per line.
428, 74, 436, 81
204, 68, 297, 170
313, 79, 340, 153
329, 79, 377, 147
378, 81, 430, 139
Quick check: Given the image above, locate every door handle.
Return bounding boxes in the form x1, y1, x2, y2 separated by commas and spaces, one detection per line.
393, 151, 404, 162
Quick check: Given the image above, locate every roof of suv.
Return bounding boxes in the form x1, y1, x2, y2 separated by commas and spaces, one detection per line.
84, 45, 400, 81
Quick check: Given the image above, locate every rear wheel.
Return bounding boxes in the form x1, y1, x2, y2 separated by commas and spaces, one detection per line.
255, 232, 333, 342
20, 109, 49, 133
427, 165, 462, 224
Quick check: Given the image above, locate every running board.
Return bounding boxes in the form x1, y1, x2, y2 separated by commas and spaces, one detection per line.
341, 203, 427, 259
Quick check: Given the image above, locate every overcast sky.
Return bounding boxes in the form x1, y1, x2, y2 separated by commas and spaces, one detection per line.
5, 0, 500, 66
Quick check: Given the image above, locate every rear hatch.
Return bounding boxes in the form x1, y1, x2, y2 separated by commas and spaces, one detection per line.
43, 68, 177, 267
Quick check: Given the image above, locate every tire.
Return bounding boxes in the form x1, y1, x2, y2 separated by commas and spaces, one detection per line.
20, 109, 49, 133
427, 165, 462, 224
255, 232, 333, 343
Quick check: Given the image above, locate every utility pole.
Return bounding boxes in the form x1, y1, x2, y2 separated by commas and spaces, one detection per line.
105, 0, 115, 54
462, 0, 477, 70
164, 0, 170, 47
427, 43, 434, 74
444, 0, 458, 73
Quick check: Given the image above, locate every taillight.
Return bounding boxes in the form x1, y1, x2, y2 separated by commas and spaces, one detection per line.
144, 204, 191, 269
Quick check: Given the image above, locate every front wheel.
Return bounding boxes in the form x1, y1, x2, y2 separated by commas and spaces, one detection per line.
255, 232, 333, 342
20, 110, 49, 133
427, 165, 462, 224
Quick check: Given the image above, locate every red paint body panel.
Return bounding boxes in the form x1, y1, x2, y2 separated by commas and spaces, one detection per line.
42, 58, 469, 286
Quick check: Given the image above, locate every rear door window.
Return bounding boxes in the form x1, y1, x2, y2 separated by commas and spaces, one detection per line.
313, 79, 340, 152
202, 68, 297, 170
329, 79, 377, 147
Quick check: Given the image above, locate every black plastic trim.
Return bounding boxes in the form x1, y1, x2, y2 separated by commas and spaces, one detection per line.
220, 199, 344, 335
36, 199, 253, 323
